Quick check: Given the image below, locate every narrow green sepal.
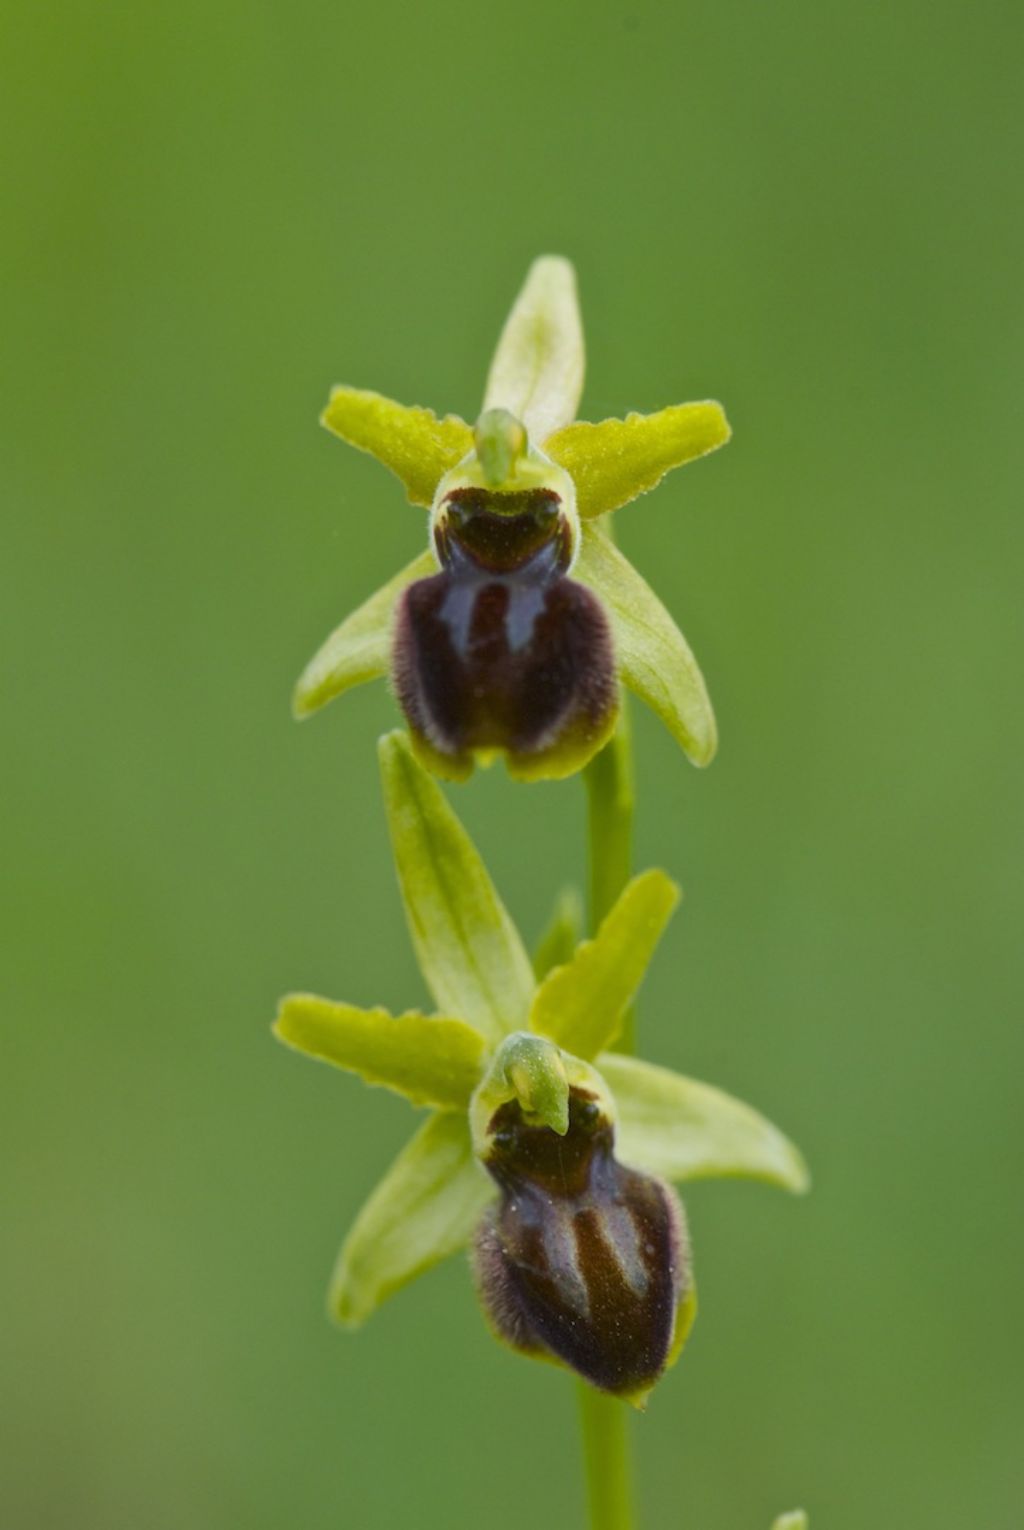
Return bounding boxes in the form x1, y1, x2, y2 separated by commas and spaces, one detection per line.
482, 255, 585, 444
529, 869, 679, 1060
378, 730, 535, 1044
600, 1052, 810, 1193
546, 402, 730, 518
321, 386, 473, 507
330, 1112, 493, 1327
575, 523, 717, 766
293, 549, 436, 719
273, 995, 486, 1111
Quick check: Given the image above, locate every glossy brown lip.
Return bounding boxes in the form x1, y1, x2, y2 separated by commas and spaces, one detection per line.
473, 1090, 688, 1398
392, 541, 616, 769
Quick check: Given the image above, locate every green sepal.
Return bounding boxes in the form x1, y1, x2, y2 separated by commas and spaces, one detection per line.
599, 1053, 810, 1193
532, 885, 584, 981
575, 523, 717, 767
482, 256, 585, 445
273, 995, 486, 1111
529, 870, 679, 1060
546, 402, 730, 518
330, 1111, 493, 1327
293, 549, 436, 719
378, 730, 535, 1045
321, 386, 473, 507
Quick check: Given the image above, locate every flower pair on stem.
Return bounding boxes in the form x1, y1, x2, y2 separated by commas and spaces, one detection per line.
277, 257, 808, 1527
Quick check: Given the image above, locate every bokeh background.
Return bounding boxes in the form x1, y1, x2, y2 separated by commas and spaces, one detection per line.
3, 1, 1022, 1526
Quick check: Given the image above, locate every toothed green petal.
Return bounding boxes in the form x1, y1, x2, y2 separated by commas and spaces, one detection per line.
600, 1053, 810, 1193
293, 549, 436, 718
330, 1112, 493, 1327
575, 524, 717, 766
482, 256, 585, 443
273, 995, 486, 1110
379, 731, 536, 1044
321, 386, 473, 507
529, 870, 680, 1060
546, 401, 730, 518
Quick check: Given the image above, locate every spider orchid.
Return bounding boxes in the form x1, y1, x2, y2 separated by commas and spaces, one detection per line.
294, 258, 729, 781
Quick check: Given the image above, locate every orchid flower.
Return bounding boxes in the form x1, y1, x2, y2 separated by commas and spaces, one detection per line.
294, 257, 729, 781
274, 733, 808, 1405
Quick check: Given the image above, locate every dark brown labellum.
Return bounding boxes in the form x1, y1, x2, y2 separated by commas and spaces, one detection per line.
473, 1088, 690, 1400
393, 489, 616, 778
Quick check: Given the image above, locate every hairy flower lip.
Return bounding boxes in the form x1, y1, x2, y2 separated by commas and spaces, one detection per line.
393, 555, 618, 782
474, 1087, 690, 1401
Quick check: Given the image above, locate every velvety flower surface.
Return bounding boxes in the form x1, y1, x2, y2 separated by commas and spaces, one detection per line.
274, 732, 808, 1403
294, 257, 730, 781
472, 1055, 691, 1402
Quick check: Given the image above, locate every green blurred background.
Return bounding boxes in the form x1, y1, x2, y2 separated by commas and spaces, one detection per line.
3, 0, 1021, 1525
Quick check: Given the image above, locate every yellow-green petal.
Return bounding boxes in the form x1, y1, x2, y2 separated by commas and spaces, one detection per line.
379, 730, 536, 1044
293, 549, 436, 719
546, 402, 730, 518
599, 1053, 810, 1193
772, 1515, 809, 1530
529, 870, 680, 1060
575, 523, 717, 766
482, 255, 585, 444
330, 1112, 493, 1327
273, 995, 486, 1111
321, 386, 473, 507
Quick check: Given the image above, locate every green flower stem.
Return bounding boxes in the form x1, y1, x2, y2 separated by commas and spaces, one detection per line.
579, 650, 638, 1530
585, 703, 635, 926
584, 510, 635, 940
576, 1379, 635, 1530
585, 705, 636, 1047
